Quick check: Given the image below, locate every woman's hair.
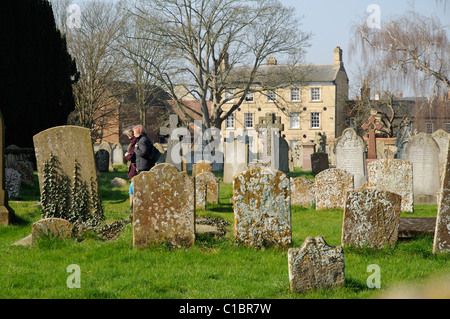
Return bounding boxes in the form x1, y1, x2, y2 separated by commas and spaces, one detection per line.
122, 127, 134, 136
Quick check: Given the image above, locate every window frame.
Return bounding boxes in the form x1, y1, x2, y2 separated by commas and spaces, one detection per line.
310, 112, 321, 129
290, 112, 300, 129
244, 113, 254, 129
290, 88, 300, 102
267, 89, 277, 102
310, 87, 321, 102
225, 113, 235, 129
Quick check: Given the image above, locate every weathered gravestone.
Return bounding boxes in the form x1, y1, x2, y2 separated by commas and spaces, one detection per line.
192, 160, 212, 176
196, 171, 220, 204
95, 149, 110, 172
293, 141, 303, 168
395, 119, 413, 159
302, 142, 315, 171
132, 163, 195, 248
314, 168, 353, 210
342, 189, 402, 249
195, 180, 207, 210
98, 141, 113, 170
33, 126, 103, 226
433, 141, 450, 254
233, 167, 291, 248
290, 177, 315, 207
31, 217, 75, 246
366, 159, 414, 213
405, 132, 441, 204
288, 236, 345, 293
432, 129, 450, 183
335, 128, 367, 189
0, 110, 14, 225
311, 152, 329, 174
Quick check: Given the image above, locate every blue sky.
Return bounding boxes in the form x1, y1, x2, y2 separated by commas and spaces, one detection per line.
281, 0, 450, 95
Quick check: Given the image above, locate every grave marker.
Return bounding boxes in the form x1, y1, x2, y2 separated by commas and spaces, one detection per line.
290, 177, 315, 207
233, 167, 291, 248
0, 110, 14, 225
196, 172, 220, 204
315, 168, 353, 210
159, 114, 185, 171
361, 115, 382, 160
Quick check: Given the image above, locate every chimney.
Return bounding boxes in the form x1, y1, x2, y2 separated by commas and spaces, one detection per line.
333, 46, 343, 67
267, 57, 277, 65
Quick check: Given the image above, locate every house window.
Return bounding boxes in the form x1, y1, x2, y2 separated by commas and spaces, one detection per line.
425, 122, 434, 134
290, 113, 300, 129
445, 123, 450, 133
244, 113, 254, 128
311, 87, 321, 101
267, 89, 276, 102
290, 88, 300, 102
245, 92, 254, 102
310, 112, 320, 129
225, 113, 235, 129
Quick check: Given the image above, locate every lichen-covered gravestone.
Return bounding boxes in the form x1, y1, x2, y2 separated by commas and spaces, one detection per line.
405, 132, 440, 204
366, 159, 414, 213
195, 180, 207, 210
290, 177, 315, 207
0, 110, 14, 225
132, 163, 195, 248
31, 217, 75, 246
192, 160, 213, 176
233, 167, 291, 248
33, 126, 103, 226
335, 128, 367, 189
288, 236, 345, 293
342, 189, 402, 249
314, 168, 353, 210
196, 171, 219, 204
433, 141, 450, 254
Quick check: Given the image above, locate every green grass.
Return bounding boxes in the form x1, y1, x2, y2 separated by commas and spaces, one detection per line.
0, 166, 448, 299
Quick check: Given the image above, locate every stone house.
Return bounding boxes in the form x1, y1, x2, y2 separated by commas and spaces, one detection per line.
220, 46, 349, 151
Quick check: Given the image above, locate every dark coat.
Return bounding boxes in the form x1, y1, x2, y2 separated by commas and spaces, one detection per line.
125, 136, 137, 179
134, 133, 157, 172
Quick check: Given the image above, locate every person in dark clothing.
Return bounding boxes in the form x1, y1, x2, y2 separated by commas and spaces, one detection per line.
123, 128, 137, 211
133, 124, 157, 173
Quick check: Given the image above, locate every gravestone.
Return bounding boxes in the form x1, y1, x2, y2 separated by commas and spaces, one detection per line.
302, 142, 315, 171
111, 143, 124, 166
361, 115, 382, 161
132, 163, 195, 248
233, 167, 291, 248
405, 132, 440, 204
290, 177, 315, 207
255, 113, 288, 171
395, 119, 413, 159
288, 236, 345, 293
31, 217, 75, 246
192, 160, 212, 176
311, 153, 329, 174
335, 128, 367, 189
0, 110, 14, 225
293, 141, 303, 168
159, 114, 185, 171
376, 140, 397, 160
433, 141, 450, 254
98, 141, 113, 170
315, 168, 353, 210
11, 160, 34, 185
95, 149, 110, 172
223, 130, 249, 184
432, 129, 450, 182
5, 168, 21, 198
33, 126, 103, 225
195, 180, 207, 210
196, 172, 220, 204
366, 159, 414, 213
342, 189, 402, 249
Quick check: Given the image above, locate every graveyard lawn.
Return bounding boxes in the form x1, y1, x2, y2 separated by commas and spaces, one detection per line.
0, 166, 449, 299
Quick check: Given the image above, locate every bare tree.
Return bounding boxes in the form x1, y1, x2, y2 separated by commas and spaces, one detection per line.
65, 0, 126, 141
349, 11, 450, 97
123, 0, 311, 130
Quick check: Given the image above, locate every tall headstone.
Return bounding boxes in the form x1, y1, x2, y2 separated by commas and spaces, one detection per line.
395, 119, 413, 159
290, 177, 315, 207
195, 180, 207, 210
335, 128, 367, 189
361, 115, 382, 161
405, 132, 440, 204
132, 163, 195, 248
366, 159, 414, 213
95, 149, 110, 172
111, 143, 124, 166
98, 141, 113, 170
293, 141, 303, 168
302, 142, 315, 171
159, 114, 185, 171
433, 141, 450, 254
0, 110, 14, 225
310, 153, 329, 174
33, 126, 103, 225
223, 130, 249, 184
342, 189, 402, 249
288, 236, 345, 293
314, 168, 354, 210
233, 167, 291, 248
